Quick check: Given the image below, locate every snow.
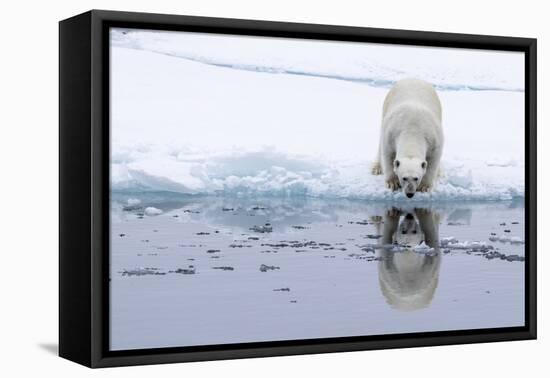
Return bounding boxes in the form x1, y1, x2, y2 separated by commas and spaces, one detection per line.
111, 28, 524, 92
110, 29, 525, 202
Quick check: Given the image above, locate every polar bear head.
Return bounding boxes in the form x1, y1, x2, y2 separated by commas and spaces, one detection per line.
393, 158, 427, 198
393, 213, 424, 246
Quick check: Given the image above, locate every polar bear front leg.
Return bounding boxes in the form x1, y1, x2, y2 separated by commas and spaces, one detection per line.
382, 208, 401, 244
415, 208, 440, 247
386, 174, 401, 191
418, 147, 442, 192
371, 136, 383, 175
381, 146, 400, 191
371, 161, 383, 175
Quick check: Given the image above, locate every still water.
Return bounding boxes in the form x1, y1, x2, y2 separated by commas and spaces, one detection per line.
110, 193, 525, 351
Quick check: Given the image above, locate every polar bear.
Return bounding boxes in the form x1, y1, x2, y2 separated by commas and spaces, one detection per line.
372, 78, 443, 198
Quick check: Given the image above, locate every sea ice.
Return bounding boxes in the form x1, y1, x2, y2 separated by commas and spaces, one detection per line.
109, 46, 525, 202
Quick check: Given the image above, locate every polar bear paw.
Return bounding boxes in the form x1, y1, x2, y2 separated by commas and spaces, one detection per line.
370, 215, 383, 223
385, 176, 401, 191
417, 182, 431, 192
371, 162, 383, 175
386, 207, 401, 218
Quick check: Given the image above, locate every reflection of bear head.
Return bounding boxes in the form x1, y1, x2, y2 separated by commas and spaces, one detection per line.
378, 210, 441, 311
393, 213, 424, 247
393, 158, 427, 198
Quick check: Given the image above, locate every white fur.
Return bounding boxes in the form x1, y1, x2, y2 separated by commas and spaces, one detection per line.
372, 78, 443, 197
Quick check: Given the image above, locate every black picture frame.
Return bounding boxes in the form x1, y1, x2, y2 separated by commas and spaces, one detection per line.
59, 9, 537, 368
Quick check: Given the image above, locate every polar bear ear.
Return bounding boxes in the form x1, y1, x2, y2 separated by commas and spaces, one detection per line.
394, 159, 400, 168
421, 161, 427, 169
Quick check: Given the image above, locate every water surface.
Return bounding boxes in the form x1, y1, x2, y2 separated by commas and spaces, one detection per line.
110, 194, 525, 351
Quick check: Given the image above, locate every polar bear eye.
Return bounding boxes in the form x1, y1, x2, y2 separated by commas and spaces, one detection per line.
413, 177, 418, 181
421, 161, 427, 169
403, 177, 408, 181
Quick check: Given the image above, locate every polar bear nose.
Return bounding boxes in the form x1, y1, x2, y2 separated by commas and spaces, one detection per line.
406, 193, 414, 198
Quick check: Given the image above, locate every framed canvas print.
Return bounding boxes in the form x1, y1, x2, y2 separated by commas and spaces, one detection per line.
59, 10, 536, 368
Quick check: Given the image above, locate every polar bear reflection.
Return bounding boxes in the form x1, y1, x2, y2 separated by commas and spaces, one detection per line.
374, 208, 441, 311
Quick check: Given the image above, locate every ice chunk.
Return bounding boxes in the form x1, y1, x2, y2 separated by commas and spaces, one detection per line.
488, 234, 525, 244
440, 236, 458, 246
127, 198, 141, 206
121, 267, 165, 276
144, 207, 163, 216
443, 240, 492, 250
413, 241, 435, 254
510, 236, 525, 244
